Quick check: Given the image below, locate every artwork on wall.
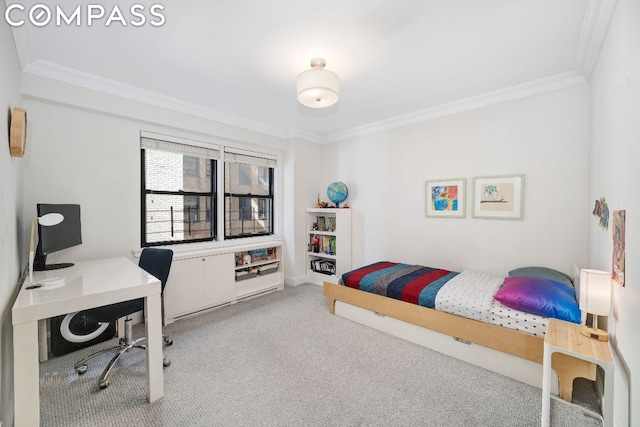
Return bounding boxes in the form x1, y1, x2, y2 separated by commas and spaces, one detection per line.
592, 197, 609, 230
612, 210, 625, 287
425, 178, 466, 218
472, 175, 524, 219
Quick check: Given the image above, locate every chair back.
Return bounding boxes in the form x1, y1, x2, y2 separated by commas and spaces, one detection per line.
138, 248, 174, 294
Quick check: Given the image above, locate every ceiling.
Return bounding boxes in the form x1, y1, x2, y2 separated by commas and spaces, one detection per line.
8, 0, 613, 143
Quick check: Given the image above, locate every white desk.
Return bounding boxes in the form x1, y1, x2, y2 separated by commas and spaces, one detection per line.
541, 318, 614, 427
12, 257, 164, 427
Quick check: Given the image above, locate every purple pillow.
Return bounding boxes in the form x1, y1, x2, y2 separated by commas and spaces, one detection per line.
494, 276, 581, 323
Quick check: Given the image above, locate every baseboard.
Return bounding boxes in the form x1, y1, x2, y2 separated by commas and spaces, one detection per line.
284, 274, 308, 286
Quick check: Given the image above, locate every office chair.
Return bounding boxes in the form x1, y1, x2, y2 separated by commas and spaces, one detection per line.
74, 248, 174, 389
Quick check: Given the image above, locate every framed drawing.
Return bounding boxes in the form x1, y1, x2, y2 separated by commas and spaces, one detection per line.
472, 175, 524, 219
425, 178, 466, 218
612, 210, 625, 286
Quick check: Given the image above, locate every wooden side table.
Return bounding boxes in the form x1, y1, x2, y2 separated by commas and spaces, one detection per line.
541, 318, 614, 427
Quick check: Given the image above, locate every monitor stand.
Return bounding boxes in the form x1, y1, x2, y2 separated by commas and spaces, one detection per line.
32, 254, 74, 271
35, 263, 74, 271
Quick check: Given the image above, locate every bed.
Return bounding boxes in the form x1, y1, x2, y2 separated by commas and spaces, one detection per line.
323, 262, 596, 402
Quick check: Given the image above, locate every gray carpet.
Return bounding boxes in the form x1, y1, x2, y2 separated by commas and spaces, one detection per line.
39, 284, 602, 426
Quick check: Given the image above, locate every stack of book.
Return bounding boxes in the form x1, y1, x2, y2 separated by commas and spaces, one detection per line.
310, 259, 336, 275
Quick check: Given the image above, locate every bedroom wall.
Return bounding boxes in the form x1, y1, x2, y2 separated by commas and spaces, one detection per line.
314, 84, 590, 279
589, 0, 638, 424
285, 138, 331, 285
0, 15, 24, 425
19, 75, 288, 266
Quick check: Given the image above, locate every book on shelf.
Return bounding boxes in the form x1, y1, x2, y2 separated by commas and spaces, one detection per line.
310, 259, 336, 275
309, 234, 320, 253
311, 235, 336, 255
312, 216, 336, 233
327, 217, 336, 232
235, 247, 277, 266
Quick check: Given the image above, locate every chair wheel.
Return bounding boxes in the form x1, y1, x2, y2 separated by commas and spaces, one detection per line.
99, 380, 109, 389
75, 365, 87, 375
163, 357, 171, 367
164, 338, 173, 346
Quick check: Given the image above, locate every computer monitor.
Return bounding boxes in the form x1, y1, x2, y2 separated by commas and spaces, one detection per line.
33, 204, 82, 271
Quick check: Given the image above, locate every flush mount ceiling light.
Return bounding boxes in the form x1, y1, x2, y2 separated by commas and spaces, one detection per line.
297, 58, 340, 108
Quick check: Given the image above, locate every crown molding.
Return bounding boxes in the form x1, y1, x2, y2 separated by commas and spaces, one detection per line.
574, 0, 618, 79
22, 60, 586, 146
22, 60, 290, 141
320, 71, 587, 144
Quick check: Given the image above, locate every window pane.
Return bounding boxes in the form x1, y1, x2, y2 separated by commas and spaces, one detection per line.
145, 149, 211, 193
183, 156, 199, 177
145, 194, 213, 244
224, 163, 270, 196
224, 196, 272, 237
239, 164, 252, 186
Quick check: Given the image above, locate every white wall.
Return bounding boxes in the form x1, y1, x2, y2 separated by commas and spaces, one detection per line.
286, 138, 331, 284
20, 76, 288, 265
316, 84, 590, 277
590, 0, 639, 424
0, 14, 24, 425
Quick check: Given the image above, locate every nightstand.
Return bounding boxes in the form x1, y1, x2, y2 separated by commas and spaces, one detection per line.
541, 318, 614, 427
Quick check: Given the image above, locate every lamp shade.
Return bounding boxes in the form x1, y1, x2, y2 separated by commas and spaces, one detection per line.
297, 58, 339, 108
28, 212, 64, 284
579, 269, 612, 316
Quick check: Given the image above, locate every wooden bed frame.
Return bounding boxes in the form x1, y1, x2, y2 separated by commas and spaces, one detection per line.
323, 281, 595, 402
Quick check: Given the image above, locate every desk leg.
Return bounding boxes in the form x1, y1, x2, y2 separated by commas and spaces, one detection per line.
541, 344, 553, 427
144, 293, 164, 402
14, 321, 40, 427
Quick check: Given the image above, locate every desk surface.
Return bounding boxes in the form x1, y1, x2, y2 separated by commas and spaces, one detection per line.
12, 257, 161, 325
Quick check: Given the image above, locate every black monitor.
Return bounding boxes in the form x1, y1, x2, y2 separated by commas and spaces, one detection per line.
33, 204, 82, 271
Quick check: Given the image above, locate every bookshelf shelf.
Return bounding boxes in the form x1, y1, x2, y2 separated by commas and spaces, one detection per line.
306, 208, 352, 285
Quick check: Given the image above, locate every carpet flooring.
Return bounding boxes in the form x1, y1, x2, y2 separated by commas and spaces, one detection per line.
38, 284, 602, 426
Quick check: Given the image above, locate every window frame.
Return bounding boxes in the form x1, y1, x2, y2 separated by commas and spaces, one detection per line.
224, 161, 275, 240
140, 148, 218, 247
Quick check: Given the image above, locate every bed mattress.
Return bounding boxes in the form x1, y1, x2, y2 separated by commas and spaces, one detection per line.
342, 262, 552, 337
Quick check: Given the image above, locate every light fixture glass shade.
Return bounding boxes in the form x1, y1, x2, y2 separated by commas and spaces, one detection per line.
297, 59, 340, 108
579, 269, 612, 316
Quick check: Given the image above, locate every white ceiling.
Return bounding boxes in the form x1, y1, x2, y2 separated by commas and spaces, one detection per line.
8, 0, 613, 143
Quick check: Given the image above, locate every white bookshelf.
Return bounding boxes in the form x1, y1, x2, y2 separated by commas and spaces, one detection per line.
306, 208, 352, 285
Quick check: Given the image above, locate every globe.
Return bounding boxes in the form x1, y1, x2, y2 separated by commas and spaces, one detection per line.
327, 182, 348, 207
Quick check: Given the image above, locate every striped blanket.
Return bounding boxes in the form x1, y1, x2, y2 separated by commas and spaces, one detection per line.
342, 261, 459, 309
342, 261, 508, 323
342, 261, 548, 335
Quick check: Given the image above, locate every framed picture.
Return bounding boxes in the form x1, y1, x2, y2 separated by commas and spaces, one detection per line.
612, 210, 625, 286
472, 175, 524, 219
425, 178, 466, 218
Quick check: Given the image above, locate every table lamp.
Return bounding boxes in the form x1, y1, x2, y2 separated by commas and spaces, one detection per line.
29, 213, 64, 284
579, 268, 612, 341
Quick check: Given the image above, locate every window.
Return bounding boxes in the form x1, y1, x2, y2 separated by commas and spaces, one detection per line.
224, 149, 275, 239
141, 136, 219, 246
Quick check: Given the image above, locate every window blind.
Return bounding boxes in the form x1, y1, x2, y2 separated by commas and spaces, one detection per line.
141, 137, 220, 160
224, 147, 276, 167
